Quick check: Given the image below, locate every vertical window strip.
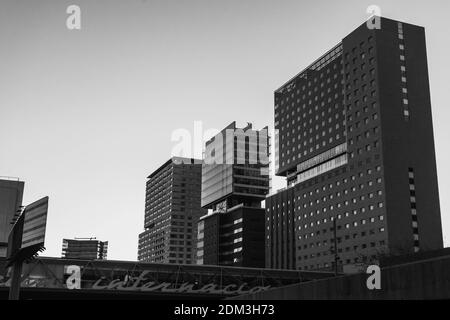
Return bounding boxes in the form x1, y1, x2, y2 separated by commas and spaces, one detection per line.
408, 167, 419, 252
398, 22, 410, 121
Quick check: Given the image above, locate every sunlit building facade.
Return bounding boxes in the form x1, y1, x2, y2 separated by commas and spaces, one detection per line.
267, 17, 443, 271
197, 122, 270, 267
138, 157, 206, 264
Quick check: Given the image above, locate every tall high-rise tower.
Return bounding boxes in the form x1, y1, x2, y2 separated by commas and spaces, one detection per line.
138, 157, 206, 264
197, 122, 270, 267
266, 17, 443, 271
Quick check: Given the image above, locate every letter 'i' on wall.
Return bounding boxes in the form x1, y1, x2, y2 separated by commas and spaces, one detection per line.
66, 5, 81, 30
366, 5, 381, 30
366, 265, 381, 290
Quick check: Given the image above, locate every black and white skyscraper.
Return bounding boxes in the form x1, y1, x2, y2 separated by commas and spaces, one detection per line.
266, 17, 443, 271
197, 122, 270, 267
138, 157, 206, 264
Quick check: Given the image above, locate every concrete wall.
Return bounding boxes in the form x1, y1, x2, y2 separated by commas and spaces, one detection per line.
231, 254, 450, 299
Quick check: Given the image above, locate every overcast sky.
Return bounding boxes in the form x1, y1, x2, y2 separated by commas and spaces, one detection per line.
1, 0, 449, 260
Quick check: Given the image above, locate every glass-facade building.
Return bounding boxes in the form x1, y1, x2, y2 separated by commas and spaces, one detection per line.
201, 121, 270, 210
197, 122, 270, 267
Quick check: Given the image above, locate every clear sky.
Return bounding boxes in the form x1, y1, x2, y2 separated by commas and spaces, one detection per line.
1, 0, 449, 260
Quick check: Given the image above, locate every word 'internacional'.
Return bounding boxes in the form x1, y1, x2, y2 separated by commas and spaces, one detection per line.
67, 270, 271, 295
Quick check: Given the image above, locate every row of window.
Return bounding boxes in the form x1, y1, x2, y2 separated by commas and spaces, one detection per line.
299, 229, 385, 251
296, 154, 348, 184
398, 22, 410, 121
276, 55, 344, 168
298, 213, 384, 232
344, 36, 374, 61
297, 196, 384, 220
297, 180, 383, 210
279, 81, 341, 108
298, 238, 386, 262
298, 166, 382, 197
345, 62, 376, 83
267, 167, 383, 215
296, 143, 347, 173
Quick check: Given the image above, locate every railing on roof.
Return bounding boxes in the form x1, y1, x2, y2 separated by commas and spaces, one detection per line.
275, 42, 343, 94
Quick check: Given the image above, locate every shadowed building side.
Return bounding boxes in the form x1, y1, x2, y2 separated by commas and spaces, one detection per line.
267, 17, 443, 271
138, 157, 206, 264
0, 178, 24, 258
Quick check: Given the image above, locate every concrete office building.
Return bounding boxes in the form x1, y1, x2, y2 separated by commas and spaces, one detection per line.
197, 122, 270, 267
138, 157, 206, 264
61, 238, 108, 260
0, 178, 24, 257
266, 17, 443, 271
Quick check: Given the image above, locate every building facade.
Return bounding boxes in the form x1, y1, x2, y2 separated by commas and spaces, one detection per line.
265, 187, 296, 270
201, 121, 271, 210
138, 157, 206, 264
198, 205, 265, 267
0, 256, 335, 300
266, 17, 443, 271
61, 238, 108, 260
197, 122, 270, 267
0, 178, 24, 257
